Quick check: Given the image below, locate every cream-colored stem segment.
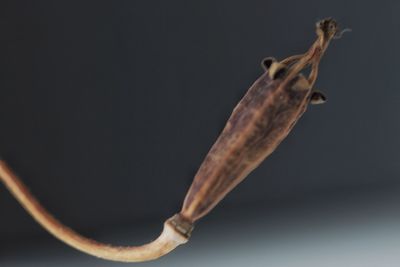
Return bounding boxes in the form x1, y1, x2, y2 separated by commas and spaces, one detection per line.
0, 160, 187, 262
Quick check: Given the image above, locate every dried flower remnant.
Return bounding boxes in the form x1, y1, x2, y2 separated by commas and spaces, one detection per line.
0, 18, 343, 262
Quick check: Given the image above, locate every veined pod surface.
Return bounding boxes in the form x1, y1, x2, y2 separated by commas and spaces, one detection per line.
181, 71, 311, 222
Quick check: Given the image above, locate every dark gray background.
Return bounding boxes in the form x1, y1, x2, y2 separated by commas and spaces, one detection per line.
0, 1, 399, 266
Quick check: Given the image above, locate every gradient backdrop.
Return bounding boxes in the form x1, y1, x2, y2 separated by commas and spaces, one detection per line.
1, 1, 399, 266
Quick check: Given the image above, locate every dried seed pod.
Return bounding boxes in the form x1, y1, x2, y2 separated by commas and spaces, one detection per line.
181, 72, 311, 222
0, 18, 342, 262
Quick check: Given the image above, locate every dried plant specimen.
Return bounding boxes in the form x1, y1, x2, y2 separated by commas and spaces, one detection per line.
0, 18, 344, 262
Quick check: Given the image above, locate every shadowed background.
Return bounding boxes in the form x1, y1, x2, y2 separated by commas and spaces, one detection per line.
0, 0, 399, 266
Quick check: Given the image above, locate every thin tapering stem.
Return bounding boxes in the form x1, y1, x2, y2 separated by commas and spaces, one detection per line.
0, 160, 188, 262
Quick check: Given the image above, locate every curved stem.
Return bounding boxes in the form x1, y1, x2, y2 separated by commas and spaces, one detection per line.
0, 160, 188, 262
